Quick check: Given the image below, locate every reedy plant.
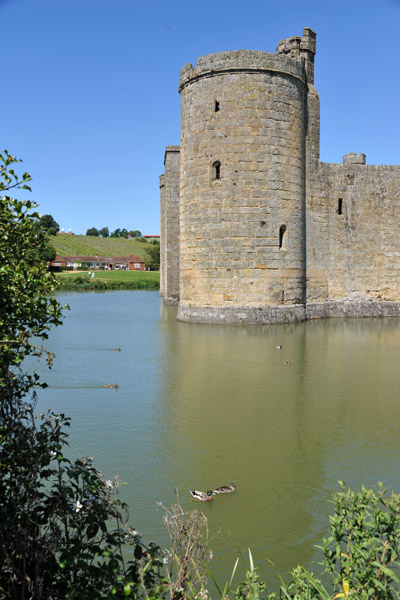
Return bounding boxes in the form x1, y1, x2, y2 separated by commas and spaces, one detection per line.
159, 493, 213, 600
232, 550, 274, 600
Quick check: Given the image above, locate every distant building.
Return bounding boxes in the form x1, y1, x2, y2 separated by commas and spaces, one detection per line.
143, 235, 160, 241
49, 254, 145, 271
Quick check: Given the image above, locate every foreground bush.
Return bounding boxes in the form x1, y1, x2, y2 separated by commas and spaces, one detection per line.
0, 152, 167, 598
281, 482, 400, 599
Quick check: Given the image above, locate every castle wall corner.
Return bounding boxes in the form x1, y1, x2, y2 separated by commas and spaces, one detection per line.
160, 145, 180, 304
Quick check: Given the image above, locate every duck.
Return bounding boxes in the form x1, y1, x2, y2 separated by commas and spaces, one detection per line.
213, 483, 236, 494
284, 361, 291, 366
276, 345, 283, 350
105, 383, 119, 388
190, 490, 213, 502
112, 348, 122, 352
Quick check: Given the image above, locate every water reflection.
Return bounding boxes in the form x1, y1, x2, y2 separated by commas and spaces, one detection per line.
35, 292, 400, 590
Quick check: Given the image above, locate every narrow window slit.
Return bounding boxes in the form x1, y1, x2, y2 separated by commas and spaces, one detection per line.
215, 100, 220, 112
212, 161, 221, 180
279, 224, 287, 249
337, 198, 343, 215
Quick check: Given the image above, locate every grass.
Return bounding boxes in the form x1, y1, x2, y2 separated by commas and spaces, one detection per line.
55, 269, 160, 291
50, 234, 155, 263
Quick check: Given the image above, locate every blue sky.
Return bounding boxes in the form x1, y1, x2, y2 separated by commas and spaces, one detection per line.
2, 0, 400, 235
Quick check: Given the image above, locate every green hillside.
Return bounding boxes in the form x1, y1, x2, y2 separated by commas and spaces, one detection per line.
51, 234, 155, 261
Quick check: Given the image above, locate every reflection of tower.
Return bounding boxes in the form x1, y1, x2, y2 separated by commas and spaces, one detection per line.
174, 29, 316, 324
154, 317, 324, 585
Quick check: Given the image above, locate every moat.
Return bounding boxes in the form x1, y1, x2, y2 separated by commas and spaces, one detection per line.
35, 291, 400, 589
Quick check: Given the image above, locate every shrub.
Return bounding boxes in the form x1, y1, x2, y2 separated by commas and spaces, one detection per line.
0, 152, 165, 598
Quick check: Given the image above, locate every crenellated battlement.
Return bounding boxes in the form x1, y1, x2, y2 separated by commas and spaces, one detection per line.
179, 49, 306, 92
164, 145, 180, 165
343, 152, 367, 165
276, 27, 316, 83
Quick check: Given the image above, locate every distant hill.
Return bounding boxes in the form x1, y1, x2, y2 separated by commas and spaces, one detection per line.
51, 234, 156, 261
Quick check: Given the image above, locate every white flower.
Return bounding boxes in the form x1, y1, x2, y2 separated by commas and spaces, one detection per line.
163, 556, 169, 564
73, 500, 83, 513
50, 451, 56, 457
106, 480, 113, 489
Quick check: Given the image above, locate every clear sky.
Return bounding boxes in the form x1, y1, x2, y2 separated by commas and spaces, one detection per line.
2, 0, 400, 235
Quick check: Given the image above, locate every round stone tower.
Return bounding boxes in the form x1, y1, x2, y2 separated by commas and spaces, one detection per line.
177, 29, 316, 324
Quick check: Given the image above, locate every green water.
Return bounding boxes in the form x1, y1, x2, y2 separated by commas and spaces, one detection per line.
34, 291, 400, 590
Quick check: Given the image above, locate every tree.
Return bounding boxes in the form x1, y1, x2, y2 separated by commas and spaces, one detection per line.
26, 230, 56, 264
86, 227, 99, 236
0, 151, 167, 598
99, 226, 109, 237
145, 241, 160, 270
39, 213, 59, 234
110, 228, 142, 238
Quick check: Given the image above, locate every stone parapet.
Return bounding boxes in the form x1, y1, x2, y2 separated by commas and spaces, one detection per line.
164, 145, 180, 163
343, 152, 366, 165
179, 50, 305, 92
276, 27, 316, 83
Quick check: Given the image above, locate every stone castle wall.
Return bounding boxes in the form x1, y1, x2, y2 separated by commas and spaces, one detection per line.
307, 160, 400, 303
160, 28, 400, 324
160, 146, 180, 304
159, 173, 165, 297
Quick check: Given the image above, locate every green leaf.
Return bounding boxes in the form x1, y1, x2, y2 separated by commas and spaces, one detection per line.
248, 548, 254, 573
205, 564, 223, 597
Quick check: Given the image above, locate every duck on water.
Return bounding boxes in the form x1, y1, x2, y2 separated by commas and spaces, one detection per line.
190, 484, 236, 501
190, 490, 214, 502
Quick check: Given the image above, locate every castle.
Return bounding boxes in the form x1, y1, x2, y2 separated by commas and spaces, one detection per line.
159, 28, 400, 324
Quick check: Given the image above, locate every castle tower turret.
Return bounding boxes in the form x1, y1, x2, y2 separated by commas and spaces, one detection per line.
177, 36, 312, 324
